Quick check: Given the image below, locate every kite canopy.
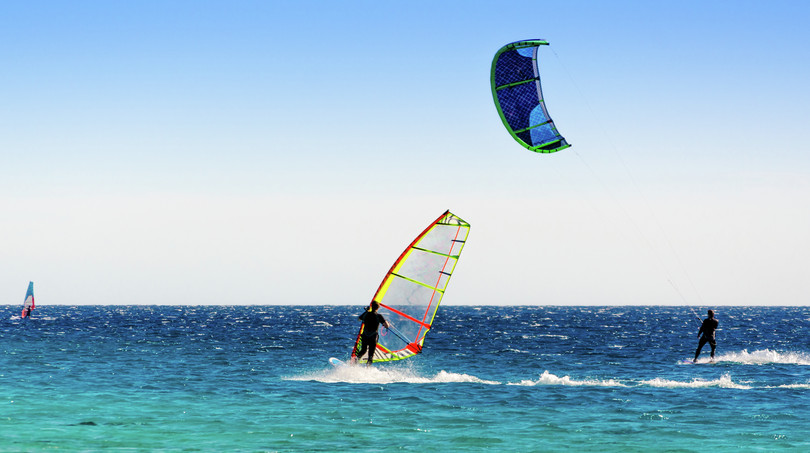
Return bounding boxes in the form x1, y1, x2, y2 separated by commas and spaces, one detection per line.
491, 40, 570, 153
352, 210, 470, 363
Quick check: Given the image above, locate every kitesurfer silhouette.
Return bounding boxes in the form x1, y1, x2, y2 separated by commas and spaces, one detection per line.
694, 309, 718, 362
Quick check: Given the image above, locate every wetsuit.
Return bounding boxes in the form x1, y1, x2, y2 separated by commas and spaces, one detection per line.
356, 311, 387, 365
694, 316, 719, 361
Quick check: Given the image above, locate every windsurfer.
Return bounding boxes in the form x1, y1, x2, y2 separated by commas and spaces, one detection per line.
353, 301, 390, 366
694, 309, 718, 362
22, 282, 35, 319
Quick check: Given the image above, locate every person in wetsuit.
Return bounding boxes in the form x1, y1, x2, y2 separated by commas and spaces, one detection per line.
354, 301, 390, 366
694, 309, 719, 362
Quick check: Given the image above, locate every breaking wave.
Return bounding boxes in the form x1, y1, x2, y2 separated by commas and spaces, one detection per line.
510, 370, 627, 387
641, 373, 751, 389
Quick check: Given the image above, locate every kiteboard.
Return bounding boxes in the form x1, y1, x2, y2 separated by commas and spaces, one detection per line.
681, 359, 715, 365
329, 357, 348, 368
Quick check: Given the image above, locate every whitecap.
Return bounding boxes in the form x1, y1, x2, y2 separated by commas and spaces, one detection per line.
715, 349, 810, 365
287, 365, 500, 385
509, 370, 627, 387
775, 383, 810, 389
641, 373, 751, 389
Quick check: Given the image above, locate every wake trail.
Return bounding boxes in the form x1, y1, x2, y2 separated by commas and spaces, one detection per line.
287, 365, 499, 385
289, 349, 810, 388
685, 349, 810, 366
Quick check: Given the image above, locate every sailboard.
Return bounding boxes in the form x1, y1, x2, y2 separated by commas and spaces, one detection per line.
329, 357, 348, 368
21, 281, 35, 318
350, 210, 470, 364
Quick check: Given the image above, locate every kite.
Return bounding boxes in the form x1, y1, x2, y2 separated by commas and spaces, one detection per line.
491, 40, 570, 153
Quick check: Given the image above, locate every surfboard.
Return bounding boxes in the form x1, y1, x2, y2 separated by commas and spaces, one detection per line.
329, 357, 348, 368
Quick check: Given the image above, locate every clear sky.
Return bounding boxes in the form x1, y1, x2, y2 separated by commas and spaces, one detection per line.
2, 1, 809, 306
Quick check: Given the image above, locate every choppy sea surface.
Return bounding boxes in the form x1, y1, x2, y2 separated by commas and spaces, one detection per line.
2, 305, 809, 452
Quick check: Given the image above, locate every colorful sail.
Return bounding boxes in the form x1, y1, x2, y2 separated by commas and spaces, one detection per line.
351, 210, 470, 363
491, 39, 570, 153
21, 281, 35, 318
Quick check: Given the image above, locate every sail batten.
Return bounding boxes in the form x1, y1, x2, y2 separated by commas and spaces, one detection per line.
410, 246, 459, 258
390, 272, 446, 293
381, 303, 432, 330
352, 210, 470, 363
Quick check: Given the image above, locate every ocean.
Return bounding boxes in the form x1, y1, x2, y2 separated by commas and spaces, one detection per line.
2, 305, 809, 452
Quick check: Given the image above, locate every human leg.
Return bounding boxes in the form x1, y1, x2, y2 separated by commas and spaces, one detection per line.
356, 340, 369, 363
694, 336, 708, 361
366, 336, 378, 366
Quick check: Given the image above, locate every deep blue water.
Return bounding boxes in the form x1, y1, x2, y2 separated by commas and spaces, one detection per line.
2, 305, 809, 452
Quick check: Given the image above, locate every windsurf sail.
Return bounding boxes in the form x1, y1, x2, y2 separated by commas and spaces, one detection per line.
351, 210, 470, 363
491, 39, 570, 153
21, 281, 35, 318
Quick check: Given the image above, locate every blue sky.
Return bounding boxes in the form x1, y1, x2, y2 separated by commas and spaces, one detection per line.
2, 1, 809, 305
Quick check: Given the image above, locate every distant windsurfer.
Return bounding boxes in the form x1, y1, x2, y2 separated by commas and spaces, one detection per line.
353, 301, 390, 366
22, 281, 35, 319
694, 309, 718, 363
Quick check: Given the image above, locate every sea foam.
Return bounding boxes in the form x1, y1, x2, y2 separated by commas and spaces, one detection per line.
715, 349, 810, 365
510, 370, 628, 387
640, 373, 751, 389
289, 365, 500, 385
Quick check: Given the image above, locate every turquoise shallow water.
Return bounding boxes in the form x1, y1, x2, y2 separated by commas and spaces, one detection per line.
2, 305, 809, 451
